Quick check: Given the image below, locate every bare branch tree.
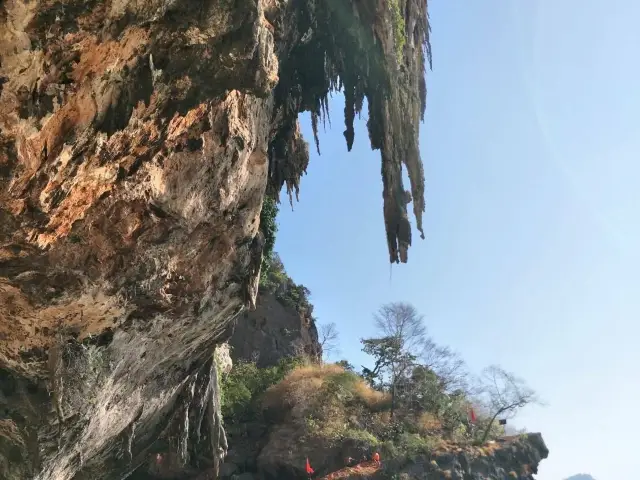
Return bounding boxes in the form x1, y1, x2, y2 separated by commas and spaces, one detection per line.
374, 302, 427, 354
369, 302, 429, 416
420, 339, 471, 394
366, 302, 476, 419
318, 322, 340, 359
376, 303, 472, 395
477, 365, 540, 444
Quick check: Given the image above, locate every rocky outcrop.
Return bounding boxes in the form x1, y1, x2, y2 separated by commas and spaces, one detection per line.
0, 0, 430, 478
216, 361, 549, 480
214, 343, 233, 376
220, 433, 549, 480
254, 434, 549, 480
229, 292, 320, 368
393, 434, 550, 480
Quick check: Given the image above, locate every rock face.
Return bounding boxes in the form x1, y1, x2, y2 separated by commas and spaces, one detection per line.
225, 433, 549, 480
0, 0, 431, 479
229, 292, 320, 367
407, 433, 550, 480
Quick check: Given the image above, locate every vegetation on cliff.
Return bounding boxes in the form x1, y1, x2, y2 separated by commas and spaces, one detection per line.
219, 302, 542, 479
259, 195, 280, 276
220, 357, 303, 423
259, 253, 315, 319
258, 196, 315, 318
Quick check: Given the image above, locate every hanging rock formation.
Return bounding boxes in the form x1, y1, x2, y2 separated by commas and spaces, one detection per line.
0, 0, 431, 478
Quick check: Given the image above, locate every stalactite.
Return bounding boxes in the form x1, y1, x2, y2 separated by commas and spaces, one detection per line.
268, 0, 431, 262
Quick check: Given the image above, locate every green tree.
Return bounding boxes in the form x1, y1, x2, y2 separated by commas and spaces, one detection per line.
362, 302, 433, 417
361, 336, 416, 417
220, 357, 302, 422
399, 364, 443, 414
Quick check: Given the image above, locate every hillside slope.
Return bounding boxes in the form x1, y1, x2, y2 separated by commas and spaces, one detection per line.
218, 363, 549, 480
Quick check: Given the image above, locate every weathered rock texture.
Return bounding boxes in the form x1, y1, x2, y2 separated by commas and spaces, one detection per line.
229, 292, 320, 368
393, 433, 550, 480
0, 0, 430, 478
253, 434, 549, 480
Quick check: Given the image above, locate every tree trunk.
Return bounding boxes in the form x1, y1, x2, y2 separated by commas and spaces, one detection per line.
480, 409, 505, 444
390, 381, 397, 418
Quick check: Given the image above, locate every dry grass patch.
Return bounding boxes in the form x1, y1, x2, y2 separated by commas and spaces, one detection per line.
262, 363, 342, 412
262, 363, 391, 415
351, 379, 391, 410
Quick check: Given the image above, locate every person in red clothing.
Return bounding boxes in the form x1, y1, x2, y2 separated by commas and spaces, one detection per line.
305, 457, 314, 478
372, 452, 380, 466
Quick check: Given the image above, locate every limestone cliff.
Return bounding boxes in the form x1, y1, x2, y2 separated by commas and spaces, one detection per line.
230, 253, 321, 367
230, 292, 320, 368
0, 0, 430, 478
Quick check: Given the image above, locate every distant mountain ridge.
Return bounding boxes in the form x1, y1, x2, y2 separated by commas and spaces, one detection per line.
565, 474, 596, 480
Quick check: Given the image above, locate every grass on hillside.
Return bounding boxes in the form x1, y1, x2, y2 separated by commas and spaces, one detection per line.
263, 363, 391, 413
259, 362, 449, 463
221, 359, 509, 477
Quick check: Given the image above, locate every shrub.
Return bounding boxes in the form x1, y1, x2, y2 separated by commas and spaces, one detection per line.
325, 371, 360, 400
396, 433, 438, 459
379, 440, 400, 459
345, 428, 379, 444
220, 356, 303, 421
220, 361, 257, 419
325, 370, 391, 409
451, 423, 468, 443
259, 253, 315, 317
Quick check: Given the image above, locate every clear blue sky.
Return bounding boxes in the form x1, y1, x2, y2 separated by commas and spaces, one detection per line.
274, 2, 639, 479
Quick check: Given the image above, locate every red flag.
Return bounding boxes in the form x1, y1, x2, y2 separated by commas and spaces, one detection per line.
469, 407, 477, 423
306, 458, 314, 475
